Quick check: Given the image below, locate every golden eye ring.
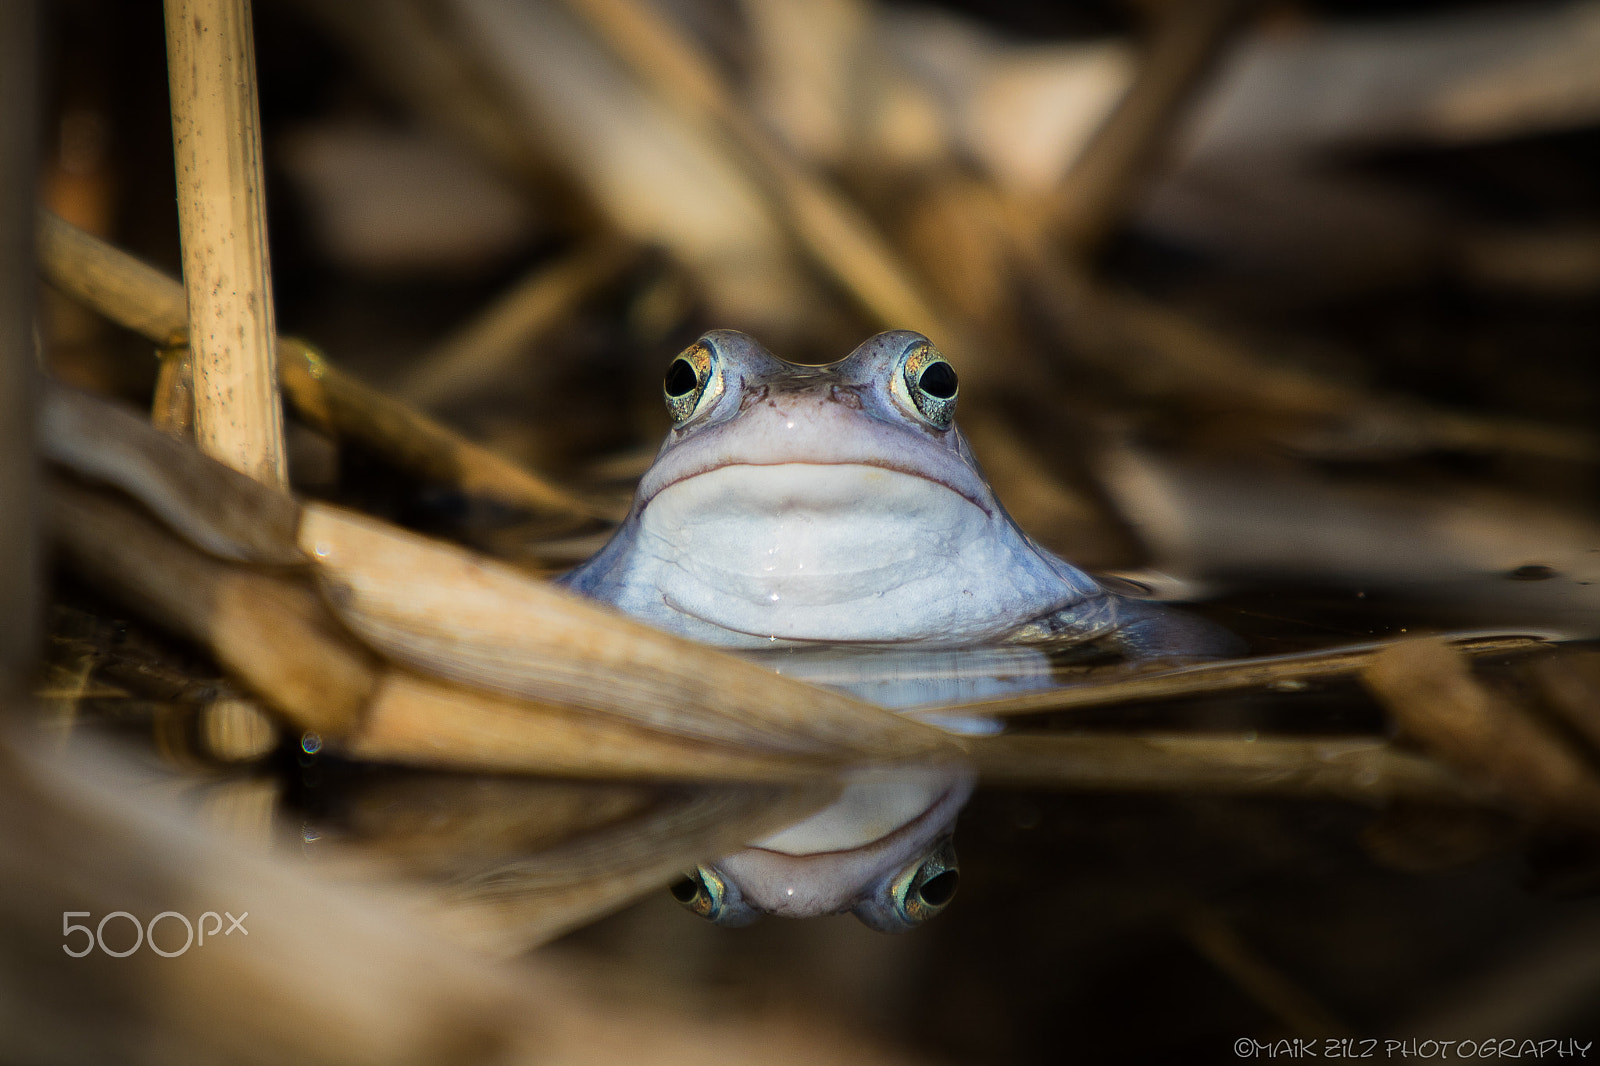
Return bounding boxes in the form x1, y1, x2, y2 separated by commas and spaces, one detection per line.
889, 835, 960, 926
669, 864, 729, 921
663, 341, 720, 425
901, 343, 958, 428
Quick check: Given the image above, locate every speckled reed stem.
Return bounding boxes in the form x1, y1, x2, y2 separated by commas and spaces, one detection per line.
164, 0, 288, 486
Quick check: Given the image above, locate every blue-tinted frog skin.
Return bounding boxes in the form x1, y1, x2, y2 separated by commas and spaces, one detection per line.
561, 329, 1228, 658
561, 330, 1234, 931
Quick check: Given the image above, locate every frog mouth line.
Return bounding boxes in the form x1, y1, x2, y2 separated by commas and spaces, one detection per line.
642, 459, 994, 517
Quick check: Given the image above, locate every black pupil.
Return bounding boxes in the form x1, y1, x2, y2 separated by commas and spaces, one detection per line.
918, 361, 957, 399
669, 875, 701, 903
664, 358, 699, 397
917, 869, 959, 907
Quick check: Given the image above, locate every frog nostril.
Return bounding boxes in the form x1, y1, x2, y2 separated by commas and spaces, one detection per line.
918, 361, 958, 400
664, 357, 699, 397
917, 869, 959, 908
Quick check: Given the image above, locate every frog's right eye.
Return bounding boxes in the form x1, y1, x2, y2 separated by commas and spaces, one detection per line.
663, 341, 721, 425
669, 865, 758, 926
852, 836, 960, 932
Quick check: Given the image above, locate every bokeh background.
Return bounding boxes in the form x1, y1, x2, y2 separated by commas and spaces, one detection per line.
15, 0, 1600, 1061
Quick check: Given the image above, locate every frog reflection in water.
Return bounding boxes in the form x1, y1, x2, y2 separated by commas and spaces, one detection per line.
561, 330, 1230, 930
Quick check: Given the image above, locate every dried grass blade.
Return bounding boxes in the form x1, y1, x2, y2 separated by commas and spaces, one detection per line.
300, 503, 961, 763
350, 672, 851, 782
277, 339, 613, 521
41, 383, 303, 566
970, 733, 1490, 805
36, 208, 187, 343
48, 480, 379, 739
46, 477, 857, 780
923, 633, 1549, 720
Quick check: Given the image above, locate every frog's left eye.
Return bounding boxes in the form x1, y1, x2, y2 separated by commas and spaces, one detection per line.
669, 864, 758, 926
900, 343, 958, 429
853, 836, 960, 932
663, 341, 721, 425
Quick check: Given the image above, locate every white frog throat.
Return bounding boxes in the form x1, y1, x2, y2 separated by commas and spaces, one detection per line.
594, 462, 1100, 646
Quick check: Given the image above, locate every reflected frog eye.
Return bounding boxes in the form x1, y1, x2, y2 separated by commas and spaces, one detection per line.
669, 865, 757, 926
662, 341, 721, 425
892, 838, 959, 924
854, 836, 960, 932
899, 342, 958, 428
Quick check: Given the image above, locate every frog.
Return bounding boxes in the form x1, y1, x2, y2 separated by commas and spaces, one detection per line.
560, 329, 1233, 930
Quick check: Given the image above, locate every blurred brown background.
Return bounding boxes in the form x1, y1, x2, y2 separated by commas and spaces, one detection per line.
16, 0, 1600, 1061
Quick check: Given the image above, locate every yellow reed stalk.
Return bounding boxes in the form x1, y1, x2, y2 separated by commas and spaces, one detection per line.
164, 0, 287, 485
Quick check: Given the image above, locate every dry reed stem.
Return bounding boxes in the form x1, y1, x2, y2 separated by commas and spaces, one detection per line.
969, 733, 1489, 804
36, 209, 188, 344
276, 339, 613, 520
398, 238, 636, 408
198, 697, 279, 762
48, 480, 380, 738
561, 0, 962, 350
163, 0, 287, 486
301, 502, 962, 764
39, 382, 303, 565
350, 672, 851, 782
150, 344, 195, 436
43, 386, 949, 778
1050, 0, 1255, 256
45, 469, 857, 781
47, 477, 854, 782
1362, 638, 1600, 827
926, 633, 1546, 720
36, 211, 605, 519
